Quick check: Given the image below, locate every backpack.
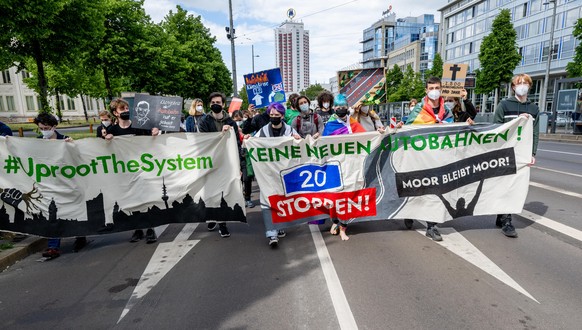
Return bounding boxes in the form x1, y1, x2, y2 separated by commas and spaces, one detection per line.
295, 113, 318, 131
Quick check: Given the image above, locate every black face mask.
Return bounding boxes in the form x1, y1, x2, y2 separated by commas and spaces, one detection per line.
119, 111, 131, 120
335, 107, 348, 118
210, 104, 223, 114
270, 117, 282, 125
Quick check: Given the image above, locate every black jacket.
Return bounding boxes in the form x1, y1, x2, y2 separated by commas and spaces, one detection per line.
242, 112, 270, 135
494, 96, 539, 155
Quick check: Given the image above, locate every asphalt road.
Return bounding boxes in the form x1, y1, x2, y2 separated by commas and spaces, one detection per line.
0, 140, 581, 329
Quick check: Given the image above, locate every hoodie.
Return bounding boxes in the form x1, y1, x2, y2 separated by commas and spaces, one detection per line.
493, 96, 539, 155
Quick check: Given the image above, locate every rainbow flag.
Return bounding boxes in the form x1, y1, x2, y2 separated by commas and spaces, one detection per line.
405, 96, 453, 125
323, 115, 366, 136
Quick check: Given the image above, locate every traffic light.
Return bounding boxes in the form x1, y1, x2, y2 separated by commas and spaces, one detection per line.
225, 27, 235, 40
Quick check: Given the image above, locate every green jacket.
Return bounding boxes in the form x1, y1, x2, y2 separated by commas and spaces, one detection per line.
493, 96, 539, 155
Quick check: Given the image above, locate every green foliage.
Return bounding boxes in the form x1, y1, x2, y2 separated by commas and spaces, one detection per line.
426, 53, 444, 79
475, 9, 521, 94
239, 85, 249, 110
390, 65, 425, 102
566, 18, 582, 78
300, 83, 328, 100
385, 65, 404, 102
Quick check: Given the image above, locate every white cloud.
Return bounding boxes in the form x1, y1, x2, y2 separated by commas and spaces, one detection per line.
144, 0, 440, 91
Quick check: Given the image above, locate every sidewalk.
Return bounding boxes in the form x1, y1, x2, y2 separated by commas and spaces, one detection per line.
539, 133, 582, 144
0, 235, 47, 271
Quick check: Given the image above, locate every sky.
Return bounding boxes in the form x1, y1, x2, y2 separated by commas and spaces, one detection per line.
143, 0, 441, 92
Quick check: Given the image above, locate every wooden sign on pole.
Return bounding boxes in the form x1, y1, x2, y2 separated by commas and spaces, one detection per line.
441, 63, 468, 98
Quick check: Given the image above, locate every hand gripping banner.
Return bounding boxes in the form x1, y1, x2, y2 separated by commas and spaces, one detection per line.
245, 117, 533, 233
0, 132, 245, 237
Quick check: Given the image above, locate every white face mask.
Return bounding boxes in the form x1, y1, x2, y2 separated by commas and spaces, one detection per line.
444, 102, 455, 109
427, 90, 441, 100
361, 106, 369, 113
101, 120, 111, 127
514, 84, 529, 96
41, 129, 54, 139
322, 102, 330, 109
196, 105, 203, 112
299, 103, 310, 112
410, 106, 415, 111
236, 120, 243, 127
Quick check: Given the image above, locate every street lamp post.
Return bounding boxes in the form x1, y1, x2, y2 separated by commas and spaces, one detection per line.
541, 0, 557, 133
227, 0, 238, 97
251, 44, 260, 73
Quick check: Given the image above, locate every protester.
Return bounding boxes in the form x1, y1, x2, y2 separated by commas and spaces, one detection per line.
104, 98, 160, 244
402, 77, 454, 241
242, 105, 269, 135
352, 103, 384, 132
198, 92, 243, 237
444, 89, 477, 124
409, 99, 418, 111
231, 110, 255, 208
96, 110, 113, 139
291, 95, 323, 138
493, 73, 539, 238
245, 102, 300, 247
0, 120, 13, 136
284, 93, 301, 125
185, 98, 206, 133
316, 91, 335, 124
33, 113, 87, 258
322, 94, 368, 241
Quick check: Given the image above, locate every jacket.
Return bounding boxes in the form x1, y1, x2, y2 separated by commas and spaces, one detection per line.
494, 96, 539, 155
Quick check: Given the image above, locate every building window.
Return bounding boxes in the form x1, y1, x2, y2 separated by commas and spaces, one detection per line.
25, 95, 36, 111
6, 96, 15, 111
0, 97, 5, 112
1, 70, 10, 84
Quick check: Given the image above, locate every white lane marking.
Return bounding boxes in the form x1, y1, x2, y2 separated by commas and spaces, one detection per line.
415, 226, 539, 303
519, 210, 582, 243
309, 225, 358, 330
530, 181, 582, 199
532, 166, 582, 178
536, 149, 582, 156
118, 223, 200, 323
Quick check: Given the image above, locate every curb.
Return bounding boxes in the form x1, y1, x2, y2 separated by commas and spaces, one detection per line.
0, 237, 47, 272
539, 133, 582, 144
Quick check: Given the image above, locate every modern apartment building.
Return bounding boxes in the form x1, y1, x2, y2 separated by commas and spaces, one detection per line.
439, 0, 581, 111
0, 66, 103, 121
274, 21, 310, 93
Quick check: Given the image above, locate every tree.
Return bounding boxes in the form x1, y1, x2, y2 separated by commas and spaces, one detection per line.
0, 0, 105, 113
426, 53, 444, 79
239, 85, 249, 110
392, 64, 425, 102
475, 9, 520, 102
566, 18, 582, 78
300, 83, 327, 100
385, 65, 404, 102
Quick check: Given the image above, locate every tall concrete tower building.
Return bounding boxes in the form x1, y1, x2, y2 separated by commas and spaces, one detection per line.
275, 19, 310, 94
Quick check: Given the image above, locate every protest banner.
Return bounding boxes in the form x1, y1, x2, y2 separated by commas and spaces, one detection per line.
245, 117, 533, 233
228, 97, 243, 113
0, 132, 245, 237
244, 68, 286, 107
442, 63, 468, 98
132, 94, 183, 131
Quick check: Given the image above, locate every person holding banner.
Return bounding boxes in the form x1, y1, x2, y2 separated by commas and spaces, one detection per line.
104, 98, 160, 244
185, 98, 206, 133
198, 92, 244, 238
352, 103, 384, 132
402, 77, 455, 241
316, 91, 335, 125
96, 110, 113, 139
291, 95, 323, 138
493, 73, 539, 238
246, 102, 300, 247
444, 89, 477, 124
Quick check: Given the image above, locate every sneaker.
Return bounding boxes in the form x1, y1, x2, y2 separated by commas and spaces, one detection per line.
130, 229, 144, 242
146, 228, 157, 243
245, 200, 255, 208
426, 226, 443, 241
268, 236, 279, 247
42, 248, 60, 259
73, 237, 87, 252
502, 222, 518, 238
218, 224, 230, 238
207, 222, 217, 231
277, 230, 286, 238
496, 214, 510, 228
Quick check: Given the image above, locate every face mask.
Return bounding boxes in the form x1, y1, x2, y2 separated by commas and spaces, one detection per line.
410, 106, 415, 111
335, 108, 348, 118
427, 90, 441, 100
444, 102, 455, 109
101, 120, 111, 127
299, 104, 310, 112
270, 117, 282, 125
361, 106, 369, 113
210, 104, 222, 114
323, 102, 330, 109
41, 129, 54, 139
196, 105, 203, 112
514, 84, 529, 96
236, 120, 243, 127
119, 111, 130, 120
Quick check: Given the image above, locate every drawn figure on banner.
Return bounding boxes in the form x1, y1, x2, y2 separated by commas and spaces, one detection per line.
269, 82, 285, 103
252, 92, 264, 107
437, 179, 484, 218
135, 101, 150, 126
